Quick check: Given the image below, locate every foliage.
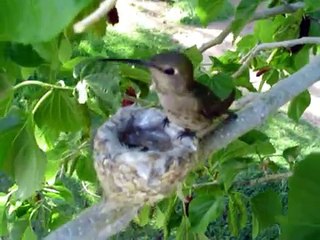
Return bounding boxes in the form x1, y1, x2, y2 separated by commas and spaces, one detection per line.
0, 0, 320, 239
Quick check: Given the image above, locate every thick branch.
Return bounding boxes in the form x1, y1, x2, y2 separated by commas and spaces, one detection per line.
44, 201, 139, 240
200, 56, 320, 157
199, 2, 305, 52
233, 37, 320, 78
74, 0, 117, 33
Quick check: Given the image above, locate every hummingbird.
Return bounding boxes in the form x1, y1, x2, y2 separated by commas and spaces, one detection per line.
102, 51, 236, 137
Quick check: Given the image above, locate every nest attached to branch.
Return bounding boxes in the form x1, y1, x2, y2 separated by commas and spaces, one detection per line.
93, 105, 198, 205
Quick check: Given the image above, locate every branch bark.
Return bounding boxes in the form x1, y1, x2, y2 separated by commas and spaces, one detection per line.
200, 55, 320, 157
199, 2, 305, 52
45, 56, 320, 240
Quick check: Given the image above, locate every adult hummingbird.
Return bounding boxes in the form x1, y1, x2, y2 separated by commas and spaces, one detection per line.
102, 51, 236, 137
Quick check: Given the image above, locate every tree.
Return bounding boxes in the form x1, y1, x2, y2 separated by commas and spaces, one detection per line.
0, 0, 320, 239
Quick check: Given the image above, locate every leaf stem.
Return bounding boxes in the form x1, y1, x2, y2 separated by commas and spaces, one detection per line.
32, 90, 53, 115
13, 80, 74, 91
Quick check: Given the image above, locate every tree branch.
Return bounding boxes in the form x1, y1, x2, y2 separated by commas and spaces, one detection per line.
199, 2, 305, 52
232, 37, 320, 78
73, 0, 117, 33
200, 55, 320, 157
245, 172, 292, 186
192, 172, 292, 189
45, 56, 320, 240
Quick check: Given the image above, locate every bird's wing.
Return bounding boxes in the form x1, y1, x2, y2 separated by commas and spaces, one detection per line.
192, 83, 235, 119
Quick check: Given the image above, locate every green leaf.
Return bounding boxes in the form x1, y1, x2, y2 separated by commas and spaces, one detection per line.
210, 56, 241, 74
195, 0, 226, 26
184, 45, 203, 68
219, 157, 253, 190
189, 189, 225, 233
76, 153, 97, 182
9, 219, 28, 240
119, 65, 150, 84
13, 121, 47, 200
213, 139, 254, 163
0, 193, 9, 236
0, 73, 13, 117
34, 90, 84, 134
154, 205, 166, 228
309, 20, 320, 37
240, 129, 269, 144
287, 90, 311, 122
240, 129, 276, 155
135, 204, 151, 227
176, 216, 192, 240
293, 46, 310, 70
48, 210, 73, 230
198, 73, 234, 100
33, 39, 59, 63
251, 190, 282, 238
231, 0, 261, 37
0, 0, 92, 43
228, 192, 247, 236
254, 19, 275, 43
236, 34, 258, 53
0, 109, 24, 174
85, 64, 122, 113
283, 146, 300, 162
305, 0, 320, 11
58, 38, 72, 63
6, 43, 45, 67
281, 153, 320, 239
273, 14, 301, 42
21, 226, 37, 240
262, 69, 279, 86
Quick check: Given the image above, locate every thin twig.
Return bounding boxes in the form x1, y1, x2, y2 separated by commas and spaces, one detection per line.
232, 37, 320, 78
73, 0, 117, 33
192, 172, 292, 189
245, 172, 292, 186
199, 2, 305, 52
13, 80, 74, 91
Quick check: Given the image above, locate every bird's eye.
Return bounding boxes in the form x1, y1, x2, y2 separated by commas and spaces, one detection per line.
163, 68, 176, 75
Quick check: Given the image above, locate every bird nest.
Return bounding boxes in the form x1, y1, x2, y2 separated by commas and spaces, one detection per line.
93, 105, 198, 205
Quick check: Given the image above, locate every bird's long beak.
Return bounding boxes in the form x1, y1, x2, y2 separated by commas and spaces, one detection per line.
100, 58, 162, 71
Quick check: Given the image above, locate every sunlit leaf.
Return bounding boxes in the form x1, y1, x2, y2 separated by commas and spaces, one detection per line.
184, 45, 203, 68
195, 0, 226, 26
21, 225, 37, 240
231, 0, 261, 37
135, 204, 151, 227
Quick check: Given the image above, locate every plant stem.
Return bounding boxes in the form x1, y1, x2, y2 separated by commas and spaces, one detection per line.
32, 90, 53, 115
13, 80, 74, 91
